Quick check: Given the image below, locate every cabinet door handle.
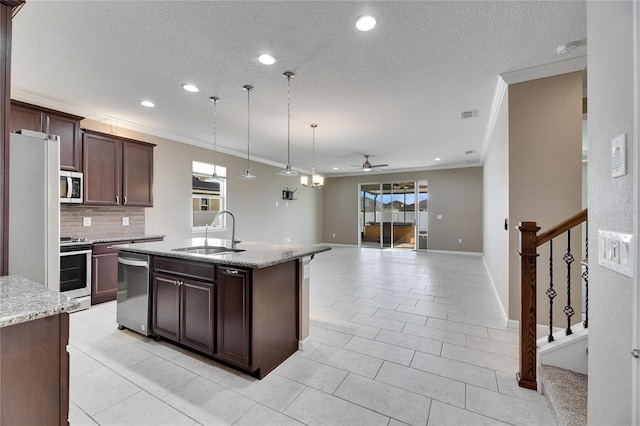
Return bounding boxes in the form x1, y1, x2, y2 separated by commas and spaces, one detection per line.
223, 269, 239, 275
177, 279, 183, 287
116, 196, 119, 204
123, 196, 127, 205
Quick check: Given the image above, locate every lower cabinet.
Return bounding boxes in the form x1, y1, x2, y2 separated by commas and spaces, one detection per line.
150, 256, 298, 379
215, 266, 250, 368
152, 258, 216, 356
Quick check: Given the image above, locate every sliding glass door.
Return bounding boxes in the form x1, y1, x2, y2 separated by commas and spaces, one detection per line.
359, 181, 418, 249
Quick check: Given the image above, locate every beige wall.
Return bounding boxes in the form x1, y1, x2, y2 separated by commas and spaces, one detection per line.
482, 87, 510, 318
322, 167, 482, 252
586, 1, 635, 422
507, 72, 583, 322
81, 119, 323, 245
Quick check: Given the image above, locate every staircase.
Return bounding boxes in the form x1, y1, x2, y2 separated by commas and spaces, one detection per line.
517, 209, 589, 424
540, 365, 587, 426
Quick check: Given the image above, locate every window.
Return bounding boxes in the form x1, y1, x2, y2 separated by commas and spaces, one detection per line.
192, 161, 226, 230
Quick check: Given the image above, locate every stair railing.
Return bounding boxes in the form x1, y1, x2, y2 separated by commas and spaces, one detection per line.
517, 209, 588, 390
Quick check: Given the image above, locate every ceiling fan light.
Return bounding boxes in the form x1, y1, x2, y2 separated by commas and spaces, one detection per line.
182, 83, 199, 93
301, 175, 309, 186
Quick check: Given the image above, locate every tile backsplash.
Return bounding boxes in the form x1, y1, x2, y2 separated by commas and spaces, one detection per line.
61, 205, 145, 239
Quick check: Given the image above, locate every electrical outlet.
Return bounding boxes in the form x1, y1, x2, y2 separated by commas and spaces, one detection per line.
284, 237, 290, 243
458, 238, 463, 244
332, 233, 336, 238
123, 217, 129, 226
83, 217, 91, 227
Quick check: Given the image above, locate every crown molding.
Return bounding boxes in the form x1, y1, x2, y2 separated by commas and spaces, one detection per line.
500, 55, 587, 85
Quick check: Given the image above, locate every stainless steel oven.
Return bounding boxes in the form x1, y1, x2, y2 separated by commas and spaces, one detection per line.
60, 238, 92, 311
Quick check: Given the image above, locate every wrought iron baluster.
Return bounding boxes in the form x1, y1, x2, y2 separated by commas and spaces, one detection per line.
547, 240, 556, 342
563, 230, 575, 335
583, 221, 588, 328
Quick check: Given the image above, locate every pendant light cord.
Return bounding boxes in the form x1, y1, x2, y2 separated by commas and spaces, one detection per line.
311, 123, 317, 175
245, 85, 252, 171
287, 74, 291, 165
212, 97, 218, 175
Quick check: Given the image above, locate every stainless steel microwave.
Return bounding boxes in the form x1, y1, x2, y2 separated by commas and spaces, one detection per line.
60, 171, 83, 203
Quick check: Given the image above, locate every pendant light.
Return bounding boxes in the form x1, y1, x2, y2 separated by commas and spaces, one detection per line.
301, 124, 324, 188
238, 84, 257, 180
277, 71, 299, 176
206, 96, 225, 182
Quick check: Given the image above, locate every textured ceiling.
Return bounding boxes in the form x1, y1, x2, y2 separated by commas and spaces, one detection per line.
11, 1, 586, 176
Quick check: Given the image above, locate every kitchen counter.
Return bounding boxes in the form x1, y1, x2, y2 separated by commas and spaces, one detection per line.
0, 275, 80, 328
116, 238, 331, 269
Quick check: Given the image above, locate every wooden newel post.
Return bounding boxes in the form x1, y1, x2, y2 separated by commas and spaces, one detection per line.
517, 221, 540, 390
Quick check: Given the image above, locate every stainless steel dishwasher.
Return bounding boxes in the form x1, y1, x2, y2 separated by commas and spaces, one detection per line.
117, 252, 152, 336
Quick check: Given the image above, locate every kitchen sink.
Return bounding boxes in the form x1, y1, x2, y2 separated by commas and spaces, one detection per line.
171, 246, 245, 255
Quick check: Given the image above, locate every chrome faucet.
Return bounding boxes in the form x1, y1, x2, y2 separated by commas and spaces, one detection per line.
211, 210, 240, 248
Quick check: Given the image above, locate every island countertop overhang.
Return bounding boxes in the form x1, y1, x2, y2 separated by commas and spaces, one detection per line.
115, 238, 331, 269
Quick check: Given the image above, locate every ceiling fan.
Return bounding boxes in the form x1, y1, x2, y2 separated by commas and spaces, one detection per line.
351, 155, 388, 172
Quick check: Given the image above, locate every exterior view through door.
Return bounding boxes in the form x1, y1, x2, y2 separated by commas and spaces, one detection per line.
359, 182, 428, 249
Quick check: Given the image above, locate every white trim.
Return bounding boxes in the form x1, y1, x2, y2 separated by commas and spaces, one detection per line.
482, 255, 509, 325
298, 336, 312, 351
425, 249, 482, 256
328, 161, 482, 178
500, 56, 587, 85
322, 243, 359, 248
480, 77, 508, 164
632, 0, 640, 422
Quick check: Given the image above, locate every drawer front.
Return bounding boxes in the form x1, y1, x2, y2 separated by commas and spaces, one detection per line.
92, 240, 130, 255
154, 256, 215, 282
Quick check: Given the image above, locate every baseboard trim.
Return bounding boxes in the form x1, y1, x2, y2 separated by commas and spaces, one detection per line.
425, 249, 482, 256
482, 255, 509, 326
298, 336, 313, 351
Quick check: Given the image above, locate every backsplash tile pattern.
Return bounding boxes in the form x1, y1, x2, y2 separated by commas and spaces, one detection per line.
61, 205, 145, 239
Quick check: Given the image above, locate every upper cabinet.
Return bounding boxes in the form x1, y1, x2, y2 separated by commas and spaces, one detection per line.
10, 100, 83, 172
82, 130, 155, 207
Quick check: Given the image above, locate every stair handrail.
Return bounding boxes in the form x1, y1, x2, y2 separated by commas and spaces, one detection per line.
517, 208, 588, 391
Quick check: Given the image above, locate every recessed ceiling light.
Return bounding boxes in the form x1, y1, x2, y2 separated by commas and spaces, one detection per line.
355, 15, 376, 31
258, 54, 276, 65
140, 100, 155, 107
182, 84, 199, 93
333, 167, 339, 170
434, 157, 442, 162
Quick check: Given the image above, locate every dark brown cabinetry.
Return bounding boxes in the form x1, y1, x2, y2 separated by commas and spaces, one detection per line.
150, 256, 298, 379
215, 266, 250, 368
10, 100, 84, 172
0, 314, 70, 425
152, 257, 216, 355
92, 237, 163, 305
83, 130, 154, 207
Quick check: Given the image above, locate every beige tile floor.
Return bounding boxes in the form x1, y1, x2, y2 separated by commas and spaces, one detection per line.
68, 247, 556, 425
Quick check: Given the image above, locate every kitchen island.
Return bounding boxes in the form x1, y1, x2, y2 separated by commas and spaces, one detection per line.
116, 238, 330, 378
0, 276, 80, 425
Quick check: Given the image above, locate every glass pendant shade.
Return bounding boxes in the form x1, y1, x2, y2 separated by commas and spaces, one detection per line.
206, 96, 225, 182
301, 123, 323, 188
277, 71, 299, 176
238, 85, 257, 180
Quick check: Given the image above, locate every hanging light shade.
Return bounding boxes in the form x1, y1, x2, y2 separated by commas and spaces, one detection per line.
277, 71, 299, 176
238, 85, 257, 180
205, 96, 225, 182
301, 123, 324, 188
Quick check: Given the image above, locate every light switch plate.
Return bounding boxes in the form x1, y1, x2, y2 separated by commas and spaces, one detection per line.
83, 217, 91, 227
123, 217, 129, 226
598, 230, 634, 277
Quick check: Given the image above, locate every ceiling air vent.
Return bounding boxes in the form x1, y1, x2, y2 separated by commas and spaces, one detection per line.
460, 110, 478, 119
465, 150, 475, 155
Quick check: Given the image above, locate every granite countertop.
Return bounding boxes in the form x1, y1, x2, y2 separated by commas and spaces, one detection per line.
89, 235, 165, 244
116, 238, 331, 269
0, 276, 80, 328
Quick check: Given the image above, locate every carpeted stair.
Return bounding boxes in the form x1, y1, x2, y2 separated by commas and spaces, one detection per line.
539, 365, 588, 426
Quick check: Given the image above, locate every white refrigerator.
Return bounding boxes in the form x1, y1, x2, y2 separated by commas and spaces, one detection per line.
8, 129, 60, 291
